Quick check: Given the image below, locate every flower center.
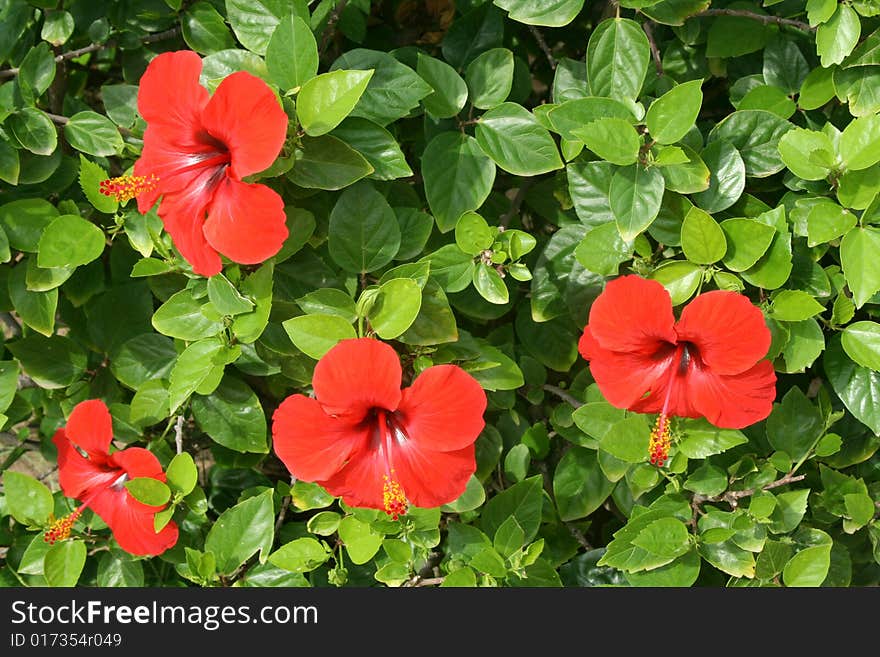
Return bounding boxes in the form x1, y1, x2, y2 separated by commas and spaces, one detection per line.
647, 343, 694, 468
99, 173, 159, 202
43, 471, 127, 544
375, 409, 408, 520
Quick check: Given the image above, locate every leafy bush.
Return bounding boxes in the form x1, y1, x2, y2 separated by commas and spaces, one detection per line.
1, 0, 879, 589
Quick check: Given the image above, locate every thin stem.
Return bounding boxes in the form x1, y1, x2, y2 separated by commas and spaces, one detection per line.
695, 8, 813, 32
642, 21, 663, 77
528, 25, 557, 70
543, 384, 583, 409
0, 27, 181, 80
174, 415, 184, 455
693, 472, 807, 510
319, 0, 349, 56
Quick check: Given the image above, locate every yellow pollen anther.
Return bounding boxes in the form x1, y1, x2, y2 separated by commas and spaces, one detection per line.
43, 509, 83, 544
99, 173, 159, 203
649, 414, 672, 468
382, 473, 407, 520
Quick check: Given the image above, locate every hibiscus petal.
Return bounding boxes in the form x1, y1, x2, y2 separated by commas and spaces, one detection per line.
312, 338, 402, 419
64, 399, 113, 458
393, 443, 476, 509
272, 394, 367, 482
675, 290, 771, 375
88, 488, 179, 557
153, 166, 224, 276
317, 445, 386, 511
200, 71, 288, 179
108, 447, 166, 481
52, 430, 117, 500
587, 275, 677, 354
137, 51, 209, 148
687, 359, 777, 428
581, 327, 675, 411
202, 176, 288, 266
395, 365, 486, 452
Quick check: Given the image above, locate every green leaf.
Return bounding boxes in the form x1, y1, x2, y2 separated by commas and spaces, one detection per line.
266, 14, 317, 91
646, 80, 703, 145
677, 418, 748, 458
417, 53, 468, 119
586, 18, 650, 100
283, 313, 356, 359
799, 66, 836, 110
706, 6, 771, 57
466, 47, 514, 109
44, 540, 87, 587
152, 290, 225, 341
78, 155, 118, 214
331, 117, 412, 181
649, 260, 703, 305
0, 138, 20, 185
0, 199, 57, 252
2, 471, 53, 526
225, 0, 290, 55
232, 262, 274, 344
783, 543, 832, 587
420, 244, 475, 292
368, 277, 422, 339
207, 274, 254, 316
330, 49, 433, 126
8, 334, 85, 389
624, 550, 701, 587
609, 164, 666, 241
269, 538, 331, 573
780, 318, 824, 373
400, 279, 459, 346
842, 321, 880, 370
125, 477, 171, 507
37, 215, 105, 269
839, 113, 880, 171
475, 102, 563, 176
778, 128, 835, 181
166, 452, 198, 496
288, 134, 373, 190
455, 211, 494, 255
473, 264, 509, 305
548, 97, 638, 142
552, 447, 615, 521
572, 118, 640, 166
806, 201, 857, 246
692, 141, 746, 213
769, 290, 825, 321
840, 227, 880, 307
816, 4, 860, 67
574, 221, 634, 276
680, 206, 726, 264
63, 111, 123, 157
204, 489, 275, 575
8, 108, 57, 156
182, 1, 235, 55
167, 338, 226, 414
297, 288, 357, 322
110, 334, 177, 390
8, 264, 57, 336
0, 360, 19, 415
738, 84, 796, 119
422, 132, 496, 233
41, 10, 75, 46
494, 0, 585, 27
97, 550, 145, 587
192, 377, 268, 453
825, 335, 880, 434
296, 69, 373, 136
632, 517, 690, 559
480, 475, 544, 543
708, 110, 793, 178
766, 386, 823, 462
338, 516, 384, 564
720, 218, 776, 272
328, 181, 400, 273
599, 416, 651, 463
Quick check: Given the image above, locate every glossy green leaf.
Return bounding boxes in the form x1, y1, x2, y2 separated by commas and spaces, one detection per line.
475, 102, 563, 176
328, 181, 400, 273
297, 69, 374, 136
204, 489, 274, 575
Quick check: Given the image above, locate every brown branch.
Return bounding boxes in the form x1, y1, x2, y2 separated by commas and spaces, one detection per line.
693, 473, 807, 510
567, 523, 593, 551
319, 0, 349, 57
528, 25, 557, 70
543, 384, 583, 409
0, 27, 181, 80
695, 8, 813, 32
642, 21, 663, 77
174, 415, 184, 455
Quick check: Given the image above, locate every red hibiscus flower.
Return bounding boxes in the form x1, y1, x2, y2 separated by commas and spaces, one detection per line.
578, 275, 777, 467
271, 338, 488, 518
46, 400, 178, 556
100, 50, 289, 277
